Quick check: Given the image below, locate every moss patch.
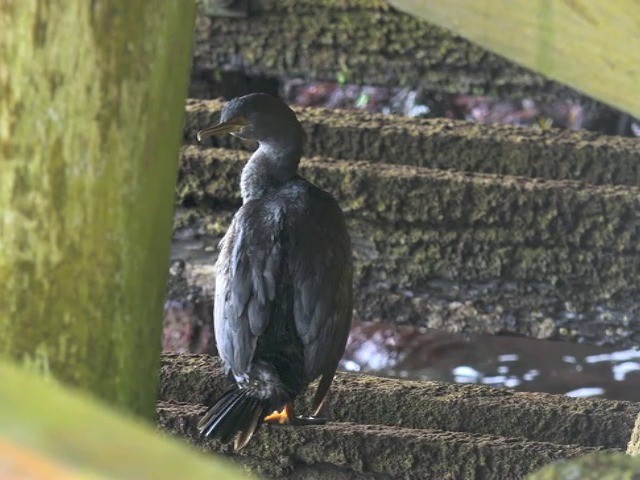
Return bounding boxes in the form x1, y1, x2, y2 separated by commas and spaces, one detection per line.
171, 146, 640, 346
185, 99, 640, 186
158, 353, 615, 479
191, 1, 586, 103
160, 354, 639, 450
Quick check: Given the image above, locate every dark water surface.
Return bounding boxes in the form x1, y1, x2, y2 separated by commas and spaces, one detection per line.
342, 322, 640, 401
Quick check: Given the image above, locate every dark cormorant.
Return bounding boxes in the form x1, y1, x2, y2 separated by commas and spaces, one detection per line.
196, 93, 353, 450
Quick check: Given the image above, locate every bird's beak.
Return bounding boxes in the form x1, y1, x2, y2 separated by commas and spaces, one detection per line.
197, 116, 248, 142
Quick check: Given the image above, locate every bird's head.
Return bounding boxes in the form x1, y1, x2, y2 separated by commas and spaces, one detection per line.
197, 93, 304, 147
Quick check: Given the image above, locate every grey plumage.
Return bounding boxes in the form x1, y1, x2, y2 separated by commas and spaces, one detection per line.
197, 93, 353, 449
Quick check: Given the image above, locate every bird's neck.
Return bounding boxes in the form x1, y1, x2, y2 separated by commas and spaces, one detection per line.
240, 140, 302, 202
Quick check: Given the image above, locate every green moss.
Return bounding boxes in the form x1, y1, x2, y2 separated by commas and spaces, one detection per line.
173, 146, 640, 345
0, 360, 250, 479
158, 354, 618, 478
161, 354, 638, 450
184, 99, 640, 187
0, 1, 195, 419
528, 452, 640, 480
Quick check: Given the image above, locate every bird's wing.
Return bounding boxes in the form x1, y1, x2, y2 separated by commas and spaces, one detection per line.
214, 204, 283, 377
289, 192, 353, 412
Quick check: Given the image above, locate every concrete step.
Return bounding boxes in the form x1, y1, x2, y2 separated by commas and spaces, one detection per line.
160, 354, 638, 449
158, 353, 624, 479
185, 99, 640, 185
191, 1, 593, 107
172, 145, 640, 345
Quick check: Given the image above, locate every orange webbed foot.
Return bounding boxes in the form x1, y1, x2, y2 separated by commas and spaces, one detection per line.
263, 403, 328, 426
263, 404, 292, 425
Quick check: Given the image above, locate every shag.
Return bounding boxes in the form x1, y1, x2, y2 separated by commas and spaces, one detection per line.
196, 93, 353, 450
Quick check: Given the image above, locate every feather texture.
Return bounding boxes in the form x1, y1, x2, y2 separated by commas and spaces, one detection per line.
199, 93, 352, 449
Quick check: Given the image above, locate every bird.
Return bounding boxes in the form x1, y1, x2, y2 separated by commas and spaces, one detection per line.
196, 93, 353, 450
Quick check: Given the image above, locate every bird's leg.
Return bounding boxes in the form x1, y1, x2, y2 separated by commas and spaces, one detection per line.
263, 403, 293, 424
263, 402, 327, 426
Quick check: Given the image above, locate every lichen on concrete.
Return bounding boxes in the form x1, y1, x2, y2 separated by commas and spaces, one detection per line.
159, 354, 638, 449
185, 99, 640, 186
159, 402, 604, 480
158, 354, 615, 479
172, 146, 640, 345
191, 1, 591, 104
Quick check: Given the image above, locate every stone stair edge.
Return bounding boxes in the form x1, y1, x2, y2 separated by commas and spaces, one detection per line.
159, 353, 638, 450
180, 144, 640, 196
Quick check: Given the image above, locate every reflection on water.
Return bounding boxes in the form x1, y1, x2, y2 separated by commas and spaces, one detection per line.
340, 322, 640, 401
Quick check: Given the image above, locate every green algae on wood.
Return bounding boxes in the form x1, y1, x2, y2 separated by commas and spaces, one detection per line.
528, 452, 640, 480
390, 0, 640, 118
0, 360, 250, 479
0, 1, 195, 419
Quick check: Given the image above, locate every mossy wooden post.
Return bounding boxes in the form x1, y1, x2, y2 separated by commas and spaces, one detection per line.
0, 2, 195, 420
389, 0, 640, 118
0, 361, 251, 479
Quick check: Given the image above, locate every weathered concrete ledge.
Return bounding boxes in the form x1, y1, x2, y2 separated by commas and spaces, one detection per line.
192, 0, 593, 106
159, 403, 602, 480
173, 146, 640, 345
159, 354, 638, 449
169, 213, 640, 346
185, 99, 640, 186
158, 353, 619, 479
179, 146, 640, 251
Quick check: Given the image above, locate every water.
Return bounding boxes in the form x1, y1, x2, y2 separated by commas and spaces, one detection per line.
341, 321, 640, 401
163, 295, 640, 401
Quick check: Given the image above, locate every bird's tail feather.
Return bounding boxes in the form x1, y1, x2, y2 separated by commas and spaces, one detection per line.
198, 386, 268, 450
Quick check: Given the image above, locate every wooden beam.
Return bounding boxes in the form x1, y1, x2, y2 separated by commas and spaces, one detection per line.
390, 0, 640, 118
0, 361, 249, 479
0, 1, 194, 418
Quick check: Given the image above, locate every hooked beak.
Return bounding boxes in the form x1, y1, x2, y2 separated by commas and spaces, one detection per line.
196, 116, 248, 142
